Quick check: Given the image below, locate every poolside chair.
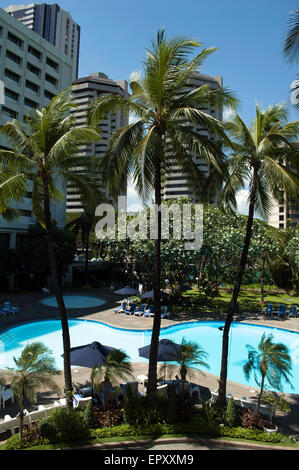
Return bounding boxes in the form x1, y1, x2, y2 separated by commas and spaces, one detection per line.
124, 303, 137, 315
278, 304, 287, 318
134, 304, 147, 316
0, 306, 12, 317
161, 305, 171, 318
289, 305, 297, 318
113, 300, 127, 314
264, 303, 273, 316
144, 305, 155, 317
4, 302, 19, 314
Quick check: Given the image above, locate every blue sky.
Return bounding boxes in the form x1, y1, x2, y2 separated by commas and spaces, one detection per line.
3, 0, 298, 212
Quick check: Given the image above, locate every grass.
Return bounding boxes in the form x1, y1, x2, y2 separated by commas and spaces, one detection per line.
182, 287, 299, 314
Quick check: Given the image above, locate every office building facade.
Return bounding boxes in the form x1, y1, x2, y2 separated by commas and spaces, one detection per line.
67, 72, 129, 212
0, 6, 73, 262
5, 3, 80, 80
162, 72, 223, 205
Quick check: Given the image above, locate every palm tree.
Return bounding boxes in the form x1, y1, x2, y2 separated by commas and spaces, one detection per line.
243, 333, 293, 416
0, 89, 102, 409
283, 9, 299, 63
91, 349, 133, 408
216, 104, 299, 407
88, 29, 236, 398
161, 337, 209, 385
0, 342, 60, 440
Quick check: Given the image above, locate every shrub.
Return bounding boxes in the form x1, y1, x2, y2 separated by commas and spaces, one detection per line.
93, 409, 123, 428
226, 398, 240, 427
38, 407, 90, 443
240, 409, 263, 430
83, 400, 94, 428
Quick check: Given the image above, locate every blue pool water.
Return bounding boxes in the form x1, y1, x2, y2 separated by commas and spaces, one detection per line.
41, 295, 106, 309
0, 320, 298, 394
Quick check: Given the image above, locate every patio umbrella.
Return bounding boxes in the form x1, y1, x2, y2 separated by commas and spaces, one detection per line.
141, 289, 167, 299
138, 338, 181, 362
62, 341, 117, 368
114, 285, 139, 295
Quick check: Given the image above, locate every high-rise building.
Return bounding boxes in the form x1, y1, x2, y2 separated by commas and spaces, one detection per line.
162, 72, 223, 205
5, 3, 80, 80
0, 6, 73, 264
67, 72, 129, 212
267, 141, 299, 229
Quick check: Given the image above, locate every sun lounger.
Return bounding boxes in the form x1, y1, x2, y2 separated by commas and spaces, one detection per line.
289, 305, 297, 318
264, 303, 273, 316
113, 300, 127, 313
144, 305, 155, 317
4, 302, 19, 314
0, 306, 12, 317
124, 303, 137, 315
277, 304, 287, 318
134, 304, 146, 316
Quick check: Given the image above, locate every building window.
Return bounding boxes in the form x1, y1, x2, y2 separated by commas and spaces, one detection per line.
28, 45, 42, 60
44, 90, 55, 101
5, 88, 19, 102
279, 215, 284, 221
7, 31, 23, 48
24, 97, 38, 109
2, 106, 18, 119
279, 206, 284, 213
4, 68, 20, 83
26, 80, 39, 94
46, 57, 59, 71
27, 62, 41, 77
279, 223, 284, 228
6, 49, 22, 65
19, 209, 32, 217
45, 74, 58, 87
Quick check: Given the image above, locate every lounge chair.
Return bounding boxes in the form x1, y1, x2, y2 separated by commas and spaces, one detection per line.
134, 304, 147, 316
0, 306, 12, 317
278, 304, 287, 318
161, 305, 171, 318
124, 303, 137, 315
289, 305, 297, 318
4, 302, 19, 314
113, 300, 127, 314
144, 305, 155, 317
264, 303, 273, 316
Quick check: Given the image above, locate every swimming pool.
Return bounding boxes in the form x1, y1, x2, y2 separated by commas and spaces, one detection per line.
0, 320, 298, 394
40, 295, 106, 309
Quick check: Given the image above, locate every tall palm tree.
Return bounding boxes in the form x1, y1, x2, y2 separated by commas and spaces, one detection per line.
0, 342, 60, 440
0, 89, 102, 409
88, 29, 236, 397
243, 333, 293, 416
91, 349, 133, 408
216, 104, 299, 407
283, 9, 299, 63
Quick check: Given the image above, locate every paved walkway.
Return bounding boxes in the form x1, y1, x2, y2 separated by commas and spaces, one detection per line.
0, 289, 299, 437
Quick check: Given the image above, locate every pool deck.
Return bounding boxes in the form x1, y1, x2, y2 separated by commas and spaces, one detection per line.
1, 289, 299, 437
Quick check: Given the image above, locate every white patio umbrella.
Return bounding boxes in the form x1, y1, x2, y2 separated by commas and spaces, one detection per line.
114, 285, 139, 295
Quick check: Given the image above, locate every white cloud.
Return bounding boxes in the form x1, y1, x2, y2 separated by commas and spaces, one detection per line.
223, 107, 234, 122
126, 184, 145, 212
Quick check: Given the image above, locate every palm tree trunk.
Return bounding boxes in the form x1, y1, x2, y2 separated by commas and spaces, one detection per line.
42, 173, 73, 411
257, 372, 265, 416
147, 161, 162, 399
260, 255, 266, 303
216, 164, 259, 408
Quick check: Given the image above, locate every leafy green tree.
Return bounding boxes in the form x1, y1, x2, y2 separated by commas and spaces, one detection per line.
89, 30, 236, 397
216, 104, 299, 407
0, 342, 60, 440
0, 89, 101, 409
243, 333, 293, 416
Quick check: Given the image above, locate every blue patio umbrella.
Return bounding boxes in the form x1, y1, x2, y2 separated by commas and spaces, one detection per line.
114, 285, 139, 295
138, 338, 181, 362
62, 341, 117, 368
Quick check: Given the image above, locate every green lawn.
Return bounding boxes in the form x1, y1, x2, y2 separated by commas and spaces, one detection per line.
183, 288, 299, 314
